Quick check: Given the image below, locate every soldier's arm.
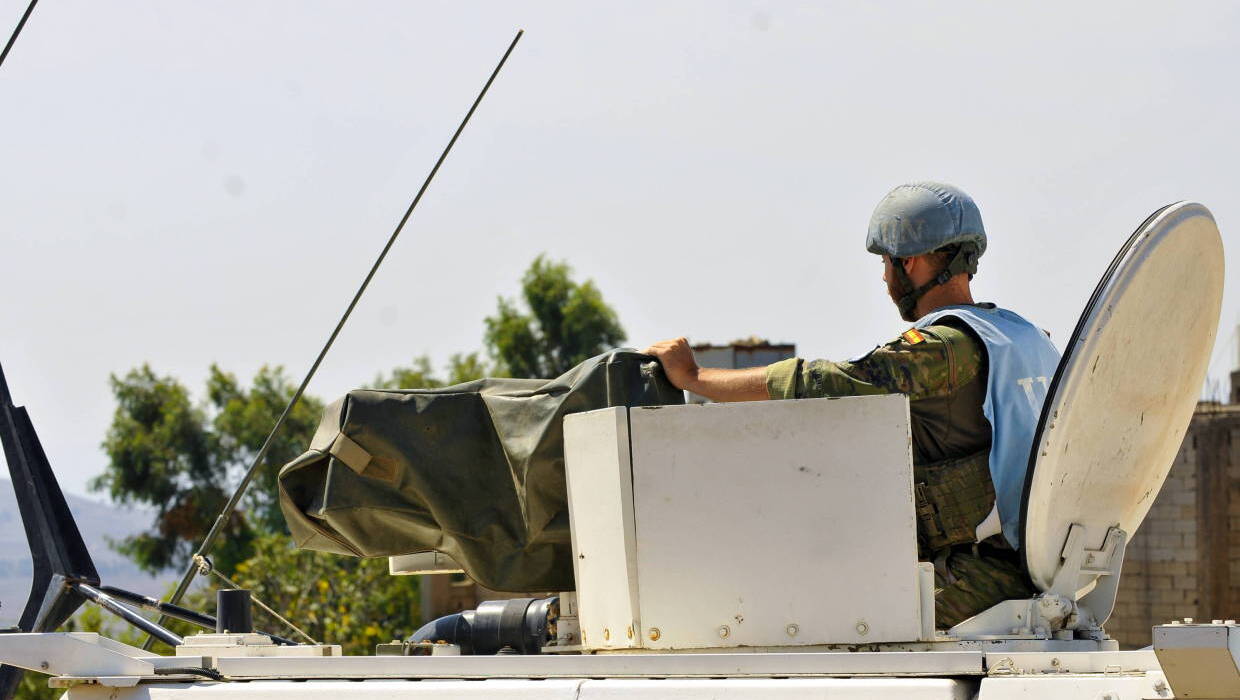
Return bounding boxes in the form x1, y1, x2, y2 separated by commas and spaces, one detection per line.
765, 325, 983, 400
642, 337, 768, 401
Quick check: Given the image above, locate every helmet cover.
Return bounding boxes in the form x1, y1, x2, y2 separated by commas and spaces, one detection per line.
866, 182, 987, 259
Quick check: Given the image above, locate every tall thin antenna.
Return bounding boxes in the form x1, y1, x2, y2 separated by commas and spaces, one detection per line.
0, 0, 38, 72
147, 29, 525, 647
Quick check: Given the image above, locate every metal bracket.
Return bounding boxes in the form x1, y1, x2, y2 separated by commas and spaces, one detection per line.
1048, 524, 1127, 631
947, 524, 1126, 639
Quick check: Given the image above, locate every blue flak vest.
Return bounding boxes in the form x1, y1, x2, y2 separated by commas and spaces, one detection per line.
915, 305, 1061, 549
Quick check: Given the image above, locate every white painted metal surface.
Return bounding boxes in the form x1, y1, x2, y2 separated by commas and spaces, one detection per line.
1023, 202, 1224, 602
565, 396, 922, 650
0, 633, 155, 678
55, 673, 1184, 700
0, 633, 212, 689
209, 649, 985, 679
577, 678, 973, 699
64, 680, 589, 699
629, 398, 920, 648
982, 650, 1159, 675
563, 407, 641, 651
1154, 620, 1240, 698
61, 678, 977, 700
176, 633, 340, 658
977, 674, 1171, 700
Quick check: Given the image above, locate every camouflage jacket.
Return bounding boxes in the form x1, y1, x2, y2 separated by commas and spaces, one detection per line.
764, 318, 990, 466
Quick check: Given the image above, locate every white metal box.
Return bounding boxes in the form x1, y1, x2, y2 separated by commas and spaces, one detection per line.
563, 396, 928, 651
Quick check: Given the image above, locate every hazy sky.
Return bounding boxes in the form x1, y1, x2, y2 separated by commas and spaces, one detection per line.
1, 1, 1238, 500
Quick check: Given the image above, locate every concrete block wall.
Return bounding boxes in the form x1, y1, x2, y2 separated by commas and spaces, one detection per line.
1109, 405, 1240, 647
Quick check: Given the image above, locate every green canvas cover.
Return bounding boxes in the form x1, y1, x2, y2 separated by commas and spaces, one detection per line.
278, 350, 683, 592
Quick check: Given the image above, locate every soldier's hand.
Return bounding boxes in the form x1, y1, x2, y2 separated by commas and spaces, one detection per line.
641, 337, 700, 391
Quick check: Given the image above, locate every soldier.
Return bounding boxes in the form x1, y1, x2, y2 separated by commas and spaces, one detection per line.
643, 182, 1061, 628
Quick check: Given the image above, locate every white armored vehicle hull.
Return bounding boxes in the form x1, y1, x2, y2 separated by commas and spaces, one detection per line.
0, 202, 1230, 699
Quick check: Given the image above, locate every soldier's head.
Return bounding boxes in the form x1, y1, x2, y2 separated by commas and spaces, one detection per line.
866, 182, 986, 322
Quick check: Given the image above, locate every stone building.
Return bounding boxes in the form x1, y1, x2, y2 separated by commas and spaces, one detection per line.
1107, 377, 1240, 647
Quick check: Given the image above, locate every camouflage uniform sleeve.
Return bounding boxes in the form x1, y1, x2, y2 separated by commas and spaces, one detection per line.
765, 324, 983, 401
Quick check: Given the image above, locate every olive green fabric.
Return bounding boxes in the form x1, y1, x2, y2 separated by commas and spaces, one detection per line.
933, 538, 1036, 628
278, 350, 683, 593
765, 318, 1036, 627
914, 450, 995, 552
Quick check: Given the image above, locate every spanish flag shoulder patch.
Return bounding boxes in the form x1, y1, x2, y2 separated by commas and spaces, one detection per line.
902, 329, 926, 345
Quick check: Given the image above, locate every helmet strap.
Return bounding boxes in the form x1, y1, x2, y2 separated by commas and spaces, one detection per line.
891, 244, 981, 321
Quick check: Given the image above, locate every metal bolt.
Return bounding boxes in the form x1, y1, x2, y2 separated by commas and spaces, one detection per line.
626, 625, 634, 640
855, 621, 869, 636
717, 625, 731, 639
647, 627, 661, 642
603, 628, 611, 641
785, 624, 799, 637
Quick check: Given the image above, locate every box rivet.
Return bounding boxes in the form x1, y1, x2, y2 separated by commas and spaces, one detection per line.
855, 620, 869, 636
786, 624, 799, 637
603, 628, 611, 641
717, 625, 731, 639
626, 625, 634, 640
647, 627, 661, 641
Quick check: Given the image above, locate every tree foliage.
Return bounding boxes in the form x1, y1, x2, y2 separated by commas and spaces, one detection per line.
370, 352, 489, 390
81, 255, 627, 663
91, 365, 323, 573
484, 256, 626, 378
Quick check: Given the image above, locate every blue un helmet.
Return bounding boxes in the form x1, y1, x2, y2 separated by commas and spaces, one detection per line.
865, 182, 987, 320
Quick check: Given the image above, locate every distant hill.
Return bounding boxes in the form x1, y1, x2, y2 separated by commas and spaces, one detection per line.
0, 478, 167, 626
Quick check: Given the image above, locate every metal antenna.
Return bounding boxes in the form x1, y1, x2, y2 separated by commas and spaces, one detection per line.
0, 0, 38, 71
148, 29, 525, 646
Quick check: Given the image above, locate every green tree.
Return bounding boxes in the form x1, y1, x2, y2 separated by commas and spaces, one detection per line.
208, 366, 325, 534
371, 356, 442, 390
371, 353, 488, 390
484, 256, 626, 378
81, 254, 626, 661
445, 352, 488, 384
91, 364, 323, 573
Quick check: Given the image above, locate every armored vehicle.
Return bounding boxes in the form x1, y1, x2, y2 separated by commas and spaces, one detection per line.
0, 201, 1233, 699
